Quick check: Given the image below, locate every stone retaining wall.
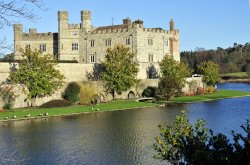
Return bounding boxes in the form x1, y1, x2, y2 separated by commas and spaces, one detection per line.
0, 62, 203, 108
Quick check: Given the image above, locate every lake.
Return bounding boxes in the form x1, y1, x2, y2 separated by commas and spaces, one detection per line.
0, 83, 250, 164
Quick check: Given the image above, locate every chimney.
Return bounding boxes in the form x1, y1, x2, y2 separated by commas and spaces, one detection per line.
123, 17, 131, 25
170, 19, 174, 31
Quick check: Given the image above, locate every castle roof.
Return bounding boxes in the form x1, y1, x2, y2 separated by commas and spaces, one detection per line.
94, 24, 128, 31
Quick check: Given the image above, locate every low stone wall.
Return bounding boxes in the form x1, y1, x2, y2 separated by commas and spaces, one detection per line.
0, 62, 204, 108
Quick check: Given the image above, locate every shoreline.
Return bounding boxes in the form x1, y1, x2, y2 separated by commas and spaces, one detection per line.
2, 89, 250, 123
1, 104, 163, 123
170, 90, 250, 104
220, 78, 250, 83
170, 94, 250, 104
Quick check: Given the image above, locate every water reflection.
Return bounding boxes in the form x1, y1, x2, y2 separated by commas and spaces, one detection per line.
0, 83, 250, 164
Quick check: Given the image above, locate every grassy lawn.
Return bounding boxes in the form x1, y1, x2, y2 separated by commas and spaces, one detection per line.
220, 72, 248, 79
0, 100, 159, 121
171, 90, 250, 103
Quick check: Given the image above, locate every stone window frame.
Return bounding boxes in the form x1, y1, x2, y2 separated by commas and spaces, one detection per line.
39, 44, 46, 52
105, 38, 112, 46
164, 39, 168, 47
125, 38, 130, 45
90, 54, 96, 63
72, 43, 79, 51
148, 38, 153, 46
90, 40, 95, 47
148, 53, 154, 62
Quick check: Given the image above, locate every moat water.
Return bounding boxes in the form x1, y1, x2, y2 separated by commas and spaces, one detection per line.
0, 83, 250, 164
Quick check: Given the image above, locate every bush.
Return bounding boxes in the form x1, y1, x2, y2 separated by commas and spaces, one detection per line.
142, 87, 157, 97
196, 87, 205, 95
40, 99, 73, 108
62, 82, 80, 103
206, 86, 216, 93
154, 111, 250, 164
79, 83, 99, 105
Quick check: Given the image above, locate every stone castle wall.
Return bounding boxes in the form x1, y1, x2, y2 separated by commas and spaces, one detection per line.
14, 24, 58, 59
0, 62, 203, 108
0, 62, 160, 108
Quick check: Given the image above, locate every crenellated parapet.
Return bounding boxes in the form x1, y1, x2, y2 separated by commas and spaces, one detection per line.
21, 32, 58, 41
91, 28, 131, 34
68, 24, 81, 29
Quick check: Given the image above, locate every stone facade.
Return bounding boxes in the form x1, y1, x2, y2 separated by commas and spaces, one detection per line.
13, 10, 180, 74
7, 10, 184, 108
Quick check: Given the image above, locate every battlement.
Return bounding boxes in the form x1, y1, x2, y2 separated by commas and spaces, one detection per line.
58, 11, 68, 20
92, 27, 130, 34
13, 24, 23, 31
81, 10, 91, 20
141, 28, 179, 35
22, 32, 58, 40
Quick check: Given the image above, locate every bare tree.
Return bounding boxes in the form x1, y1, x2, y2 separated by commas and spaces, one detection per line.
0, 0, 47, 57
0, 0, 47, 28
0, 37, 12, 57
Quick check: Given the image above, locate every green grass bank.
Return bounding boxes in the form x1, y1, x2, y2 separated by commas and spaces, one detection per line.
171, 90, 250, 103
0, 100, 159, 121
220, 72, 248, 79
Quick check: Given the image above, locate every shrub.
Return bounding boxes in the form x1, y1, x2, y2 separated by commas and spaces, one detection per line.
154, 112, 250, 164
206, 86, 216, 93
196, 87, 205, 95
0, 86, 16, 110
142, 87, 157, 97
79, 83, 99, 105
40, 99, 73, 108
62, 82, 80, 103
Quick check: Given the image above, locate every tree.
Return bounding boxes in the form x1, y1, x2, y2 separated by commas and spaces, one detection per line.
9, 48, 65, 107
154, 111, 250, 164
101, 44, 139, 98
0, 0, 47, 55
0, 0, 47, 28
1, 52, 15, 61
158, 55, 191, 100
197, 60, 220, 86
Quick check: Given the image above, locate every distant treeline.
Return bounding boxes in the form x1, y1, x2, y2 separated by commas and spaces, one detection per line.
181, 43, 250, 74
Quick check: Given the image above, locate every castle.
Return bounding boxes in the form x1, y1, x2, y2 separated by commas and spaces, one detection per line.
13, 10, 180, 75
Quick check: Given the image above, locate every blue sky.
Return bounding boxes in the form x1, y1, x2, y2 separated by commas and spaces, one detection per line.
1, 0, 250, 54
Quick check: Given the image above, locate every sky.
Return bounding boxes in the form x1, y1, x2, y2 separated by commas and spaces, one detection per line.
1, 0, 250, 54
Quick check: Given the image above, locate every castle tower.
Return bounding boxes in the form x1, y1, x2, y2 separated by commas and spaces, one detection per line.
81, 10, 92, 32
58, 11, 69, 59
13, 24, 23, 58
170, 19, 174, 31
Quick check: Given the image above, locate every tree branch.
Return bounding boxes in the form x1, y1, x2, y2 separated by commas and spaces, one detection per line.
0, 0, 48, 27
